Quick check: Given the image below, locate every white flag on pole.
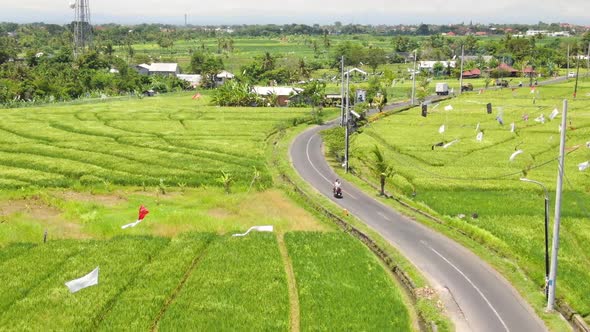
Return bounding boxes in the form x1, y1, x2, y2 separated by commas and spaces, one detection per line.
444, 105, 453, 111
439, 125, 445, 134
509, 150, 524, 161
232, 225, 274, 237
579, 161, 589, 171
550, 108, 559, 120
65, 267, 99, 293
510, 123, 516, 133
476, 132, 483, 142
443, 139, 459, 149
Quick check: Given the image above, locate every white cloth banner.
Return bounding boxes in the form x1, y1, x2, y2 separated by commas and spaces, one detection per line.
550, 108, 559, 120
535, 114, 545, 124
510, 123, 515, 133
509, 150, 524, 161
122, 219, 143, 229
232, 225, 274, 237
65, 267, 99, 293
579, 161, 589, 171
476, 132, 483, 142
444, 105, 453, 111
439, 125, 445, 134
443, 139, 459, 149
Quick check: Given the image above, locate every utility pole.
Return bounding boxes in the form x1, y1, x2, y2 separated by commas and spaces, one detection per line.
411, 50, 417, 105
574, 54, 581, 98
344, 67, 350, 173
341, 56, 345, 126
566, 45, 570, 76
520, 178, 550, 297
546, 99, 568, 311
459, 45, 465, 95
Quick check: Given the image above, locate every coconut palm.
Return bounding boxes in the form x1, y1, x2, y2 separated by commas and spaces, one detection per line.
366, 145, 394, 196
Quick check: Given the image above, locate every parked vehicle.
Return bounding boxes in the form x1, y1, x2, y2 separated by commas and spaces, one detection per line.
435, 83, 449, 95
461, 83, 474, 92
495, 79, 509, 87
568, 72, 577, 78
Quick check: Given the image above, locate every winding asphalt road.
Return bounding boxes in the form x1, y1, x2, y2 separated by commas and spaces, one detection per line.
290, 110, 548, 331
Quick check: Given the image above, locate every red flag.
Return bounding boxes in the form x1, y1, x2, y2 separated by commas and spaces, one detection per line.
138, 205, 149, 220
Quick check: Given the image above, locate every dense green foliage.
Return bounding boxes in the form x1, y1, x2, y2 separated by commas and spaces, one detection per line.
350, 79, 590, 319
285, 232, 411, 331
2, 21, 589, 106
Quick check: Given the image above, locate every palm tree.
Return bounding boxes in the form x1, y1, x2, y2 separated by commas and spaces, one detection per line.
366, 145, 394, 196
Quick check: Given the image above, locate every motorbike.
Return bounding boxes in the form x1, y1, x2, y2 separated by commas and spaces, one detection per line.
333, 186, 343, 198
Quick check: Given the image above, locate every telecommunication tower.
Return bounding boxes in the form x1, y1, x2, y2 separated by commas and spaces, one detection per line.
70, 0, 92, 56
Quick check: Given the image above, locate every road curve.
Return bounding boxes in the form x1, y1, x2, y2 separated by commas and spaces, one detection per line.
290, 115, 548, 331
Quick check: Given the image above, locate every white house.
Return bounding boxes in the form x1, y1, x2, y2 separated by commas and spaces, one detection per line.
134, 63, 179, 76
177, 74, 202, 87
215, 70, 235, 86
419, 61, 456, 72
253, 86, 303, 106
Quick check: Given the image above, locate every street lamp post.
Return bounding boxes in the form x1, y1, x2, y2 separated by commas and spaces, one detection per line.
520, 178, 550, 298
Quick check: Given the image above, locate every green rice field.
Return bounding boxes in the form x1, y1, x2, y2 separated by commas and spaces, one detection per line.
349, 78, 590, 322
0, 232, 411, 331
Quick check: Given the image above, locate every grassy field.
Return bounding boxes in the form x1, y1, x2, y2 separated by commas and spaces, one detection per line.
0, 232, 411, 331
348, 78, 590, 323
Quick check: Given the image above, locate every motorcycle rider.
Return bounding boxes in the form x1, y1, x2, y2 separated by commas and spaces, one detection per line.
333, 179, 342, 195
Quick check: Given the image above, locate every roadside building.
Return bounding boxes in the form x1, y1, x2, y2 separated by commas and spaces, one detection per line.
462, 68, 481, 79
215, 70, 235, 86
133, 63, 179, 76
252, 86, 303, 107
177, 74, 202, 88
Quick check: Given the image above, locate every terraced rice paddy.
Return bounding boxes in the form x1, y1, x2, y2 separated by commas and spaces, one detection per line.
0, 93, 323, 189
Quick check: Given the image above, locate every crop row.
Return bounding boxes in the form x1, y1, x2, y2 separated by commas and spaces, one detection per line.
0, 232, 412, 331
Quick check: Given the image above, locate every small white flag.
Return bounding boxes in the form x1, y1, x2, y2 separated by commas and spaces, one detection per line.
65, 267, 99, 293
439, 125, 445, 134
550, 108, 559, 120
509, 150, 524, 161
444, 105, 453, 111
535, 114, 545, 124
476, 132, 483, 142
579, 161, 589, 171
510, 123, 516, 133
232, 225, 274, 237
443, 139, 459, 149
122, 220, 142, 229
475, 123, 480, 132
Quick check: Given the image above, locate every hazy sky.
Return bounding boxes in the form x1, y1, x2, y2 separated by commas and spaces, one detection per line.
1, 0, 589, 25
